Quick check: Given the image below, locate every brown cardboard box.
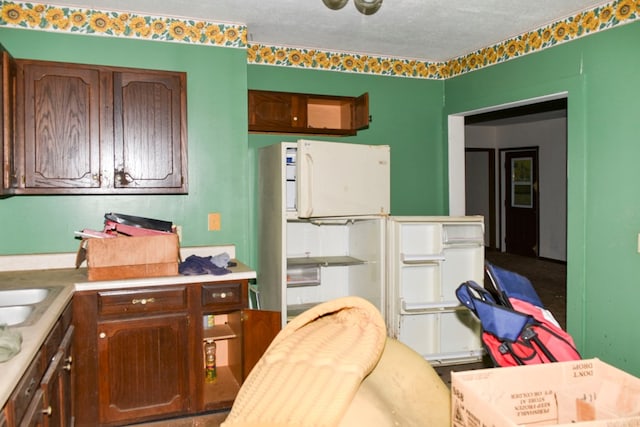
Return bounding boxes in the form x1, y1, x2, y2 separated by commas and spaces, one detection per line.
80, 234, 180, 281
451, 358, 640, 426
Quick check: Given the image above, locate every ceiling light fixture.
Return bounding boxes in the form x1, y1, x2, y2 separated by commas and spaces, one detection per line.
322, 0, 348, 10
353, 0, 383, 15
323, 0, 383, 15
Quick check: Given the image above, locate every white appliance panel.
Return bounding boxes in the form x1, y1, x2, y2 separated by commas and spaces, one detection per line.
400, 264, 441, 308
296, 140, 390, 218
387, 216, 485, 365
441, 247, 484, 304
398, 310, 483, 364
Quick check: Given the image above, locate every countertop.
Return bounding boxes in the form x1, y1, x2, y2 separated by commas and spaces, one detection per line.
0, 244, 256, 409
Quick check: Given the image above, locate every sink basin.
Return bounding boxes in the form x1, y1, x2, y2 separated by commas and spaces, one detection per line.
0, 305, 34, 326
0, 288, 50, 307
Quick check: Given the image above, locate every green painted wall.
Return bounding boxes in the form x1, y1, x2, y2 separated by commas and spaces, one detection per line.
0, 28, 253, 261
2, 20, 639, 376
444, 21, 640, 375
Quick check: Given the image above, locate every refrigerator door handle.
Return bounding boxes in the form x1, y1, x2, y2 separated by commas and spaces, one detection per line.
400, 253, 445, 264
401, 300, 461, 313
298, 153, 314, 218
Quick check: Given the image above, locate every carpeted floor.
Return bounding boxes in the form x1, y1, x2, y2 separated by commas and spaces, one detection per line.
485, 249, 567, 329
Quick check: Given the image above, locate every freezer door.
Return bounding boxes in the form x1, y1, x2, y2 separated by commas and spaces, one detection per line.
297, 140, 390, 218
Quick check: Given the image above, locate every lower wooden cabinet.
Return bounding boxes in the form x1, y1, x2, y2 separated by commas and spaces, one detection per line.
73, 280, 280, 426
0, 406, 8, 427
97, 314, 190, 424
4, 302, 73, 427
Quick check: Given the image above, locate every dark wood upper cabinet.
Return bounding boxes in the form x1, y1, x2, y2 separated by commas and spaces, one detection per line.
5, 55, 188, 195
113, 71, 187, 192
248, 89, 370, 136
18, 61, 103, 191
1, 44, 16, 194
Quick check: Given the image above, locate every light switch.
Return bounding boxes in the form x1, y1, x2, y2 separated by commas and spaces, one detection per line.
208, 213, 221, 231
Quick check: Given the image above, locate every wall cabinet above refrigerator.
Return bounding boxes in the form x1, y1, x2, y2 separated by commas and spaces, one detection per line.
248, 90, 370, 136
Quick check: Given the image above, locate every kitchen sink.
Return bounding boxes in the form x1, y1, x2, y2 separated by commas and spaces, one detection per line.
0, 288, 50, 307
0, 287, 60, 326
0, 305, 34, 326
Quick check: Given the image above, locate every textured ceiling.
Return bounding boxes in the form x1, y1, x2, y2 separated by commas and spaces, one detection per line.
47, 0, 611, 61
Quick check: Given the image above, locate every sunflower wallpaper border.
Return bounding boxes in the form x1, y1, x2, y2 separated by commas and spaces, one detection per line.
0, 0, 638, 79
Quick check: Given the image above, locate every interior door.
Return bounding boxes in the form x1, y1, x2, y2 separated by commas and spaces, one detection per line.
504, 149, 539, 257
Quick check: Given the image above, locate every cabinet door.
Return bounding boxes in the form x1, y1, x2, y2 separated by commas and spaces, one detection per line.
353, 92, 370, 130
40, 348, 64, 427
19, 61, 102, 189
248, 90, 305, 132
97, 313, 190, 424
55, 325, 74, 427
17, 389, 45, 427
38, 325, 73, 427
242, 309, 281, 377
1, 45, 16, 192
112, 71, 187, 192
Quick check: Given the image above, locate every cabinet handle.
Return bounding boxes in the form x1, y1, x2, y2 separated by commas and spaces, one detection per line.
211, 291, 232, 299
132, 297, 155, 305
24, 378, 36, 398
293, 116, 298, 121
64, 356, 73, 372
42, 406, 52, 416
99, 332, 106, 339
115, 170, 133, 185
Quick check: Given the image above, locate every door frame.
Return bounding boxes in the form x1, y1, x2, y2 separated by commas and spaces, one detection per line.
448, 93, 567, 216
465, 147, 496, 248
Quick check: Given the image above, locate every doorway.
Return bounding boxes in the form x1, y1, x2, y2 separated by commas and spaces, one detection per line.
504, 148, 539, 257
459, 97, 566, 261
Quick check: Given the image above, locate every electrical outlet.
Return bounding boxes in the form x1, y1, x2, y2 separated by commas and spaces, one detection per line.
208, 213, 221, 231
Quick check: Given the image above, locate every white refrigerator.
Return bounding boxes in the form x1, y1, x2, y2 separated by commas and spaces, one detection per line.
257, 140, 483, 365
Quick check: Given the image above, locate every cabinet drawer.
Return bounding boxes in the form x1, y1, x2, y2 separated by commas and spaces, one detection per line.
202, 283, 243, 308
9, 349, 44, 424
98, 286, 187, 316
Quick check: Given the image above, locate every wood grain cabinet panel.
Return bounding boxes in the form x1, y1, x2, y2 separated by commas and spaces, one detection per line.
97, 314, 190, 424
19, 61, 102, 190
113, 71, 187, 192
248, 89, 369, 136
1, 44, 17, 193
6, 51, 188, 195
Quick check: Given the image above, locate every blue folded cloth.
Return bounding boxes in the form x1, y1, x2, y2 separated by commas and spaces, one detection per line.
179, 254, 232, 276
